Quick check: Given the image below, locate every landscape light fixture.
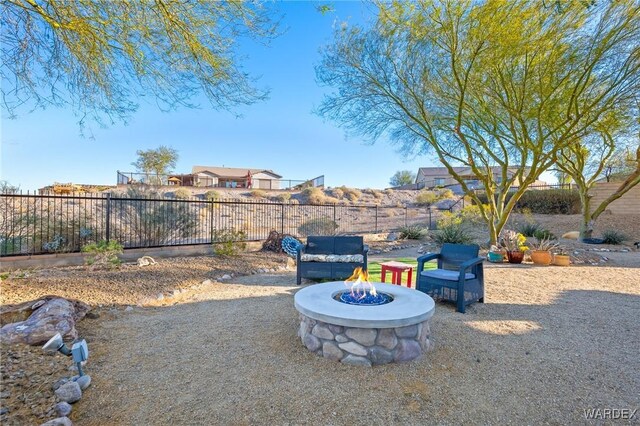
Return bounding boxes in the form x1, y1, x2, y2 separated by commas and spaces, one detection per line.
43, 333, 89, 377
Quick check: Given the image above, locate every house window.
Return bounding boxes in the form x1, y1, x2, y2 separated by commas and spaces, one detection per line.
434, 178, 446, 186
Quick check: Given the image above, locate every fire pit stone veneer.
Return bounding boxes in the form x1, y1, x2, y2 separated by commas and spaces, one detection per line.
294, 282, 435, 366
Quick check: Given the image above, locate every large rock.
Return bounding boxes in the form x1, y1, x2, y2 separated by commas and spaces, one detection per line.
41, 417, 73, 426
54, 402, 72, 417
311, 324, 334, 340
54, 381, 82, 404
76, 375, 91, 391
369, 346, 394, 365
345, 328, 377, 346
341, 355, 372, 367
394, 339, 422, 363
338, 341, 367, 356
302, 333, 321, 352
322, 342, 343, 361
0, 297, 90, 345
376, 328, 398, 350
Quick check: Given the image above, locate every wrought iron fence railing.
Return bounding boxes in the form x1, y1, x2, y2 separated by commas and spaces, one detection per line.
0, 193, 452, 256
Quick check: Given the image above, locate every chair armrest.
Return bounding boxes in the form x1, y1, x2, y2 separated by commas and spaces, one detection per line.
363, 244, 369, 254
458, 257, 484, 281
417, 253, 440, 273
460, 257, 484, 270
296, 244, 306, 262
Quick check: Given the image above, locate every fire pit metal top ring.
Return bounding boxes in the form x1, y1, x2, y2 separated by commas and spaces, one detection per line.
294, 282, 435, 328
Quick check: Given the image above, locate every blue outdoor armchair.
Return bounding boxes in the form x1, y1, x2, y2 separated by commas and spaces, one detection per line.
416, 243, 484, 313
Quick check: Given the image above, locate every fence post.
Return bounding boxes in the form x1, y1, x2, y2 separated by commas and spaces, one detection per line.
105, 193, 111, 243
280, 203, 285, 235
333, 203, 337, 226
375, 205, 378, 233
404, 206, 407, 227
429, 206, 432, 230
210, 199, 215, 242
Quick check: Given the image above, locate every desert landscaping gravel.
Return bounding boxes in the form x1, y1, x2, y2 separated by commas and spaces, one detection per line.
1, 215, 639, 425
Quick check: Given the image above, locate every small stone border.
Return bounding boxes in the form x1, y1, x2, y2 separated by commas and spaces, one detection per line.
298, 315, 432, 367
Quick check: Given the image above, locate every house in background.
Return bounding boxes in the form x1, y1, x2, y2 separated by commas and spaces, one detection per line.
191, 166, 283, 189
415, 166, 545, 190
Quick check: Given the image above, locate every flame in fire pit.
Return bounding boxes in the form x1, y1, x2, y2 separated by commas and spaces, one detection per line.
345, 267, 377, 300
338, 267, 393, 306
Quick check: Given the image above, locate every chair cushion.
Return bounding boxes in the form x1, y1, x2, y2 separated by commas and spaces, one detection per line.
300, 254, 364, 263
421, 269, 475, 281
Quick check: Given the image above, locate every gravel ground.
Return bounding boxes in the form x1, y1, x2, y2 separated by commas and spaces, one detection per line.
1, 214, 639, 425
63, 258, 639, 425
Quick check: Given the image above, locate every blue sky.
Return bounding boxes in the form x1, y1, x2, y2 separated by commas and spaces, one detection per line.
1, 2, 436, 192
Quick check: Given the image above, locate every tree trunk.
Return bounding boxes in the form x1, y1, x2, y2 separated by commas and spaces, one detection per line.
579, 191, 593, 240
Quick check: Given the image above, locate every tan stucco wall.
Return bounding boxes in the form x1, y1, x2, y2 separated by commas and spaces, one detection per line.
589, 181, 640, 215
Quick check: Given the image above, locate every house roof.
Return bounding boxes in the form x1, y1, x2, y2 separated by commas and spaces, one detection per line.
192, 166, 282, 179
417, 166, 530, 179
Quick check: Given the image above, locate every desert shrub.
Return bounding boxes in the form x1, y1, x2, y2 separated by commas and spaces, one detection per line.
457, 205, 485, 226
416, 190, 438, 205
474, 189, 580, 214
432, 223, 474, 245
399, 225, 428, 240
116, 192, 198, 246
212, 229, 247, 256
331, 188, 344, 199
302, 187, 327, 204
437, 189, 455, 199
601, 229, 627, 245
297, 217, 338, 236
249, 189, 267, 198
204, 190, 220, 201
173, 188, 192, 200
289, 199, 300, 205
82, 240, 123, 269
533, 229, 556, 240
338, 186, 362, 202
370, 189, 384, 199
274, 192, 291, 203
517, 222, 540, 237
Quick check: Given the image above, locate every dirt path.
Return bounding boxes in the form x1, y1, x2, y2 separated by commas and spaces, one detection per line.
73, 265, 640, 425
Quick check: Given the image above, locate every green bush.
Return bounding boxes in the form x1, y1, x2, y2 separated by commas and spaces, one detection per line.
399, 225, 428, 240
173, 188, 192, 200
205, 190, 220, 201
517, 222, 540, 237
297, 217, 338, 236
533, 228, 556, 240
601, 229, 627, 245
474, 189, 580, 214
212, 229, 247, 256
432, 223, 474, 245
81, 240, 123, 268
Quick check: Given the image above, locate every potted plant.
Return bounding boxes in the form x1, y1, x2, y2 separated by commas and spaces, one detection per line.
529, 237, 559, 266
499, 230, 528, 264
553, 247, 571, 266
487, 245, 505, 263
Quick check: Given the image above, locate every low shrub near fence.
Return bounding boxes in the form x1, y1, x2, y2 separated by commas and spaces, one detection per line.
474, 189, 581, 214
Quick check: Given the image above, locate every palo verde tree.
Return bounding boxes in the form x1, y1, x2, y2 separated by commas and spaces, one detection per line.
132, 146, 179, 184
316, 1, 640, 244
556, 115, 640, 239
389, 170, 416, 187
1, 1, 278, 129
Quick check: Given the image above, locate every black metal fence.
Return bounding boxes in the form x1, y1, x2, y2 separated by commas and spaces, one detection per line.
0, 193, 453, 256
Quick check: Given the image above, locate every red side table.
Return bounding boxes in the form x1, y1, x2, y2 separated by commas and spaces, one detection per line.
380, 261, 414, 288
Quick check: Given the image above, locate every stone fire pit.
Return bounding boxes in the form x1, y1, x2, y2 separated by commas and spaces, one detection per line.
294, 282, 435, 366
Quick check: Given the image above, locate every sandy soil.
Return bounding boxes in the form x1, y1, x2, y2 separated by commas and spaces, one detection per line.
65, 260, 640, 425
1, 232, 639, 424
